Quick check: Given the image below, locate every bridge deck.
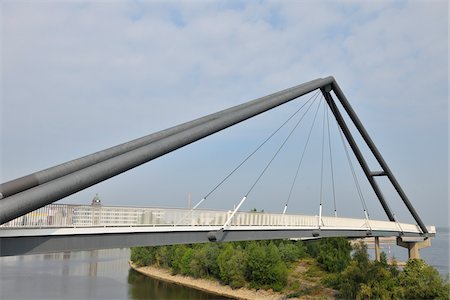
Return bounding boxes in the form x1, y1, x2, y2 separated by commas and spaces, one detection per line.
0, 204, 435, 256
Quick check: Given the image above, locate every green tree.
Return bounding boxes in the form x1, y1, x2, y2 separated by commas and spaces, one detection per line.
398, 259, 450, 299
305, 240, 320, 258
246, 242, 268, 286
295, 240, 308, 259
170, 244, 188, 274
217, 244, 247, 289
379, 251, 388, 266
330, 242, 450, 300
357, 263, 401, 299
203, 243, 220, 278
188, 246, 209, 278
246, 242, 287, 291
130, 246, 156, 267
316, 237, 352, 273
336, 261, 364, 299
278, 241, 306, 263
180, 247, 194, 275
334, 242, 399, 299
352, 241, 369, 269
154, 246, 171, 268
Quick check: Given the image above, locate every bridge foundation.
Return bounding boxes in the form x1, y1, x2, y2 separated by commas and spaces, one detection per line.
396, 237, 431, 259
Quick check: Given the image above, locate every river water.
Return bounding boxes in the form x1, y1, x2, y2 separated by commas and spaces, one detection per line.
0, 249, 229, 300
0, 227, 448, 299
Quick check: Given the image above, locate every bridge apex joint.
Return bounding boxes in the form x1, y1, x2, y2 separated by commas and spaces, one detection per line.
322, 84, 332, 93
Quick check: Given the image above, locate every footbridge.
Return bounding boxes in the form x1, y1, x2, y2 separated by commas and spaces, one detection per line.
0, 203, 435, 256
0, 76, 435, 258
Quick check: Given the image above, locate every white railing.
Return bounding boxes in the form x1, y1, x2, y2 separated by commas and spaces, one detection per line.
0, 203, 433, 235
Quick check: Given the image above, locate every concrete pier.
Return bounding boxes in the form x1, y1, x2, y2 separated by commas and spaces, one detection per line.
396, 237, 431, 259
375, 236, 381, 262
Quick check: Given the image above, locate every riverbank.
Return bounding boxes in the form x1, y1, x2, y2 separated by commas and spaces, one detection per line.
129, 261, 282, 300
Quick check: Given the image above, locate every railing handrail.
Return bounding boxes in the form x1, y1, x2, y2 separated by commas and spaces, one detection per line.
0, 203, 435, 235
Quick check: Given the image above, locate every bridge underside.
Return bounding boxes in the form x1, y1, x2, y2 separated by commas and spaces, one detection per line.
0, 226, 432, 256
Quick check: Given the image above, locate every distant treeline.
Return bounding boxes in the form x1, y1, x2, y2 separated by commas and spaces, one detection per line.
131, 237, 449, 299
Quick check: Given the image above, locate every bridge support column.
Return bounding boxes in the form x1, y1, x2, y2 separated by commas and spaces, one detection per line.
374, 236, 381, 262
396, 237, 431, 259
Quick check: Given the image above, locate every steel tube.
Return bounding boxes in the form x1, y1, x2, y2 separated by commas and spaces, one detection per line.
0, 78, 325, 200
329, 82, 429, 234
0, 77, 334, 224
321, 90, 395, 222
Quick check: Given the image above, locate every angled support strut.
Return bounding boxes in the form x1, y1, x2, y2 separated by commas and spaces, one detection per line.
320, 88, 395, 221
320, 83, 428, 234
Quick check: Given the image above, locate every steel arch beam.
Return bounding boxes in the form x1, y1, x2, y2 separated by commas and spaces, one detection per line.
0, 77, 333, 224
0, 76, 429, 235
0, 78, 326, 200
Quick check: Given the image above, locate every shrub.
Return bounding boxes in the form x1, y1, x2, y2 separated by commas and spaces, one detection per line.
203, 243, 220, 278
180, 248, 194, 275
170, 245, 188, 274
154, 246, 171, 268
278, 241, 306, 263
217, 244, 247, 288
330, 242, 450, 300
189, 246, 208, 278
316, 238, 352, 273
398, 259, 450, 299
130, 246, 156, 267
246, 242, 288, 291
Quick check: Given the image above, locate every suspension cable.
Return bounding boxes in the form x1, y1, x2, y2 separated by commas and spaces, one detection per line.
327, 96, 397, 231
245, 92, 321, 197
193, 90, 319, 206
222, 93, 321, 229
334, 111, 370, 216
326, 103, 337, 216
316, 96, 327, 228
176, 90, 320, 225
335, 119, 400, 231
319, 97, 326, 209
326, 102, 372, 230
283, 93, 323, 214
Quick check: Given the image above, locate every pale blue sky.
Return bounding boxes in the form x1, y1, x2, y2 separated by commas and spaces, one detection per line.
1, 0, 448, 226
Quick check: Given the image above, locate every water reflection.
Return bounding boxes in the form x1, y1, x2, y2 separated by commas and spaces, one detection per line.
0, 249, 130, 299
0, 249, 230, 300
128, 269, 231, 300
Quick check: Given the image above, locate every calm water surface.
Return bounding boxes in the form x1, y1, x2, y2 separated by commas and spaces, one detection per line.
0, 228, 448, 299
0, 249, 229, 300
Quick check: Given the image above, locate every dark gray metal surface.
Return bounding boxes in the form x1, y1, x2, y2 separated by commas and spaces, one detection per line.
0, 78, 326, 200
0, 228, 432, 257
327, 82, 429, 234
0, 77, 333, 224
321, 90, 395, 222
